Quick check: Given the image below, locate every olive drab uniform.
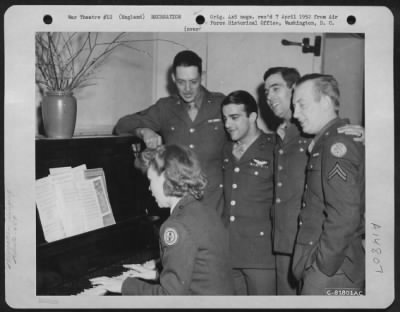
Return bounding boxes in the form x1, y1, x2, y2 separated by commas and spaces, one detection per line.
272, 120, 311, 294
114, 87, 227, 215
121, 195, 234, 295
222, 132, 276, 294
292, 118, 365, 295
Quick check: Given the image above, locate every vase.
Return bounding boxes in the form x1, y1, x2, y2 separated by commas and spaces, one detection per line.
41, 90, 77, 139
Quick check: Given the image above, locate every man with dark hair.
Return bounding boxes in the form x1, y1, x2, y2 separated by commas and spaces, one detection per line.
291, 74, 365, 295
221, 90, 276, 295
114, 50, 227, 215
263, 67, 364, 295
263, 67, 309, 295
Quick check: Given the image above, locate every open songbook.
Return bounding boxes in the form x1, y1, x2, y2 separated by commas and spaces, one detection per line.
35, 164, 116, 243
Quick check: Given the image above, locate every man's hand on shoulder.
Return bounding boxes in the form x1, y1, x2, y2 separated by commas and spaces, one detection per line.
337, 124, 365, 145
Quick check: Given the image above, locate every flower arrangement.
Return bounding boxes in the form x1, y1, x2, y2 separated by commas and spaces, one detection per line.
35, 32, 185, 93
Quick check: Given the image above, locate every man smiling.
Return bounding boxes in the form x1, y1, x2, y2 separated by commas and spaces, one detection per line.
291, 74, 365, 295
221, 90, 276, 295
263, 67, 364, 295
114, 50, 227, 215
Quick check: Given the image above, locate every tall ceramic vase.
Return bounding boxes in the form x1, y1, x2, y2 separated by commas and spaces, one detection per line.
41, 90, 77, 139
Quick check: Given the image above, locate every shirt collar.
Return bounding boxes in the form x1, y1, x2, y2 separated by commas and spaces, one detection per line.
177, 86, 204, 110
308, 117, 340, 153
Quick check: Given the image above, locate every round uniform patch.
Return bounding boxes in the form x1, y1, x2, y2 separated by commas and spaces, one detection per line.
163, 227, 178, 246
330, 142, 347, 158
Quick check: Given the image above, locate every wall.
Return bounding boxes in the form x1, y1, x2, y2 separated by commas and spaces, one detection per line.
36, 32, 363, 135
36, 32, 156, 135
322, 33, 365, 125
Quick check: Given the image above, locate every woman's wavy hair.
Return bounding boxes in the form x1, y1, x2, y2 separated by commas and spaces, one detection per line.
135, 144, 207, 200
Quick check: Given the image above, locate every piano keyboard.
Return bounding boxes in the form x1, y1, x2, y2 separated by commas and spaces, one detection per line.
75, 285, 108, 296
38, 247, 159, 296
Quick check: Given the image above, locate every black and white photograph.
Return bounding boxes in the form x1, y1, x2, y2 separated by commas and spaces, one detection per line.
4, 5, 395, 310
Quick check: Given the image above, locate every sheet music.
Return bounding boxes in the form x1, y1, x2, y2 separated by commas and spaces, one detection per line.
50, 170, 86, 237
35, 165, 115, 242
72, 164, 88, 181
35, 177, 65, 242
84, 167, 110, 199
76, 178, 105, 232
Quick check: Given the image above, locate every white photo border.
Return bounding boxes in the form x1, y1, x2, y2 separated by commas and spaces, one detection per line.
4, 5, 394, 309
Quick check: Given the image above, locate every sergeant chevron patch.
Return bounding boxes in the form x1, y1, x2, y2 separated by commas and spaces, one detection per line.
328, 162, 348, 181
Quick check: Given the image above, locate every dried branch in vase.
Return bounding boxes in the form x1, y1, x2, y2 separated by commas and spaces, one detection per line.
35, 32, 186, 93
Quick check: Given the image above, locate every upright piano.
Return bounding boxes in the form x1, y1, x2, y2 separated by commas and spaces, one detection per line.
36, 135, 168, 295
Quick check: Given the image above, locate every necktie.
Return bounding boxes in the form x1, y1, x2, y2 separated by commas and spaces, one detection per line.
232, 142, 245, 160
187, 102, 198, 121
276, 122, 287, 140
308, 140, 315, 153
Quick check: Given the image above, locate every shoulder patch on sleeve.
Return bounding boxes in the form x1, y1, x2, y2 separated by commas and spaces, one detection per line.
163, 227, 179, 246
330, 142, 347, 158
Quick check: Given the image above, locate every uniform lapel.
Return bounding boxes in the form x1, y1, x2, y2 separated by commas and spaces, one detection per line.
236, 133, 263, 165
311, 118, 345, 152
192, 89, 219, 126
168, 96, 190, 124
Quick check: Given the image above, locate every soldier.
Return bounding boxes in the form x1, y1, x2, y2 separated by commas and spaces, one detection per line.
221, 90, 276, 295
90, 145, 234, 295
264, 67, 308, 295
291, 74, 365, 295
114, 50, 227, 216
263, 67, 365, 295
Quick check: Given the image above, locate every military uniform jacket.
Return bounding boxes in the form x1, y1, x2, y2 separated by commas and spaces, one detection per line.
121, 195, 234, 295
222, 132, 276, 269
272, 121, 311, 255
292, 118, 365, 283
114, 87, 227, 215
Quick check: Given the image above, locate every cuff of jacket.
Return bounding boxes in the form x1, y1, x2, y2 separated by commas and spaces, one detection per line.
121, 277, 140, 295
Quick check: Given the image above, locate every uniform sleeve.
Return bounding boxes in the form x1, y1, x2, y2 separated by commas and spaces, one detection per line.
113, 100, 163, 135
315, 137, 364, 276
121, 221, 197, 295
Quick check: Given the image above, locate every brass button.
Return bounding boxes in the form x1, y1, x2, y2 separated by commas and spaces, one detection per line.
277, 182, 282, 187
276, 198, 281, 204
278, 165, 283, 171
189, 128, 195, 133
260, 231, 265, 236
232, 184, 238, 189
230, 200, 236, 206
234, 167, 240, 173
219, 184, 223, 188
189, 144, 194, 149
230, 216, 235, 222
254, 171, 259, 176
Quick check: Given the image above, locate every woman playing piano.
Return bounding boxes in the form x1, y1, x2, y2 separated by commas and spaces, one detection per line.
90, 144, 234, 295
